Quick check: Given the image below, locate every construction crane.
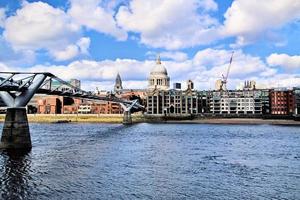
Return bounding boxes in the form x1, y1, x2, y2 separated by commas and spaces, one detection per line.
220, 51, 234, 91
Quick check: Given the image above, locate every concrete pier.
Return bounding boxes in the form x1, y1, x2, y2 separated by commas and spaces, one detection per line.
123, 110, 132, 125
0, 107, 32, 149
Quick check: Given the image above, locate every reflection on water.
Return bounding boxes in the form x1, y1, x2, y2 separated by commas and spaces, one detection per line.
0, 149, 32, 200
0, 123, 299, 199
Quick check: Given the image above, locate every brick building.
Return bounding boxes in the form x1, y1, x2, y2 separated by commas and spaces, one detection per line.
269, 89, 295, 115
37, 95, 123, 114
37, 96, 82, 114
76, 103, 121, 114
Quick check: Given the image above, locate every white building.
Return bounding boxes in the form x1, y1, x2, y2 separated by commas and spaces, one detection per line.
78, 105, 92, 114
209, 90, 269, 114
148, 55, 170, 91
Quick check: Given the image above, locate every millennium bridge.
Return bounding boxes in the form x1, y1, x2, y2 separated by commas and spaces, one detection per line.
0, 72, 144, 150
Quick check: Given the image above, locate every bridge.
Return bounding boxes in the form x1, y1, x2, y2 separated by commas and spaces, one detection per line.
0, 72, 144, 150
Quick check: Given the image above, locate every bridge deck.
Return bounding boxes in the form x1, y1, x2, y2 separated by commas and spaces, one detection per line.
0, 72, 143, 109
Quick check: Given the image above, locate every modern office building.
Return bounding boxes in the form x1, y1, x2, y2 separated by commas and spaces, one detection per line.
260, 89, 270, 115
209, 89, 268, 115
173, 83, 181, 90
294, 87, 300, 116
70, 79, 81, 89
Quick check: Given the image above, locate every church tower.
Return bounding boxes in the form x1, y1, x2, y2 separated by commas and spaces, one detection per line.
114, 73, 123, 92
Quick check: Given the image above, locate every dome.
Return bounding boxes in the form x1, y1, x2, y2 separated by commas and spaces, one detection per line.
151, 63, 168, 75
150, 55, 168, 75
148, 55, 170, 91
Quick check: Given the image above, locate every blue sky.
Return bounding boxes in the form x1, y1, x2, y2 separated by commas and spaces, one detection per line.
0, 0, 299, 90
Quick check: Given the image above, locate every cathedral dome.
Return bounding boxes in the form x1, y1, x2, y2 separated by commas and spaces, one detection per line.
148, 55, 170, 91
150, 58, 168, 75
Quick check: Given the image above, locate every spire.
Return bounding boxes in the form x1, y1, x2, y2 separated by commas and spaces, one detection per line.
156, 54, 161, 64
116, 72, 121, 82
114, 72, 123, 92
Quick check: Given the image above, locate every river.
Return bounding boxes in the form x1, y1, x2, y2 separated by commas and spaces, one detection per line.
0, 123, 299, 199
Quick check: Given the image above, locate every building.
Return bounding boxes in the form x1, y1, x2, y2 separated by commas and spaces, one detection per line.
261, 89, 270, 115
70, 79, 81, 89
209, 89, 268, 115
173, 83, 181, 90
146, 88, 208, 115
269, 89, 294, 115
148, 55, 170, 91
215, 79, 223, 91
37, 96, 64, 114
114, 73, 123, 92
111, 73, 147, 107
243, 80, 256, 90
78, 105, 92, 114
187, 80, 194, 90
294, 87, 300, 116
146, 58, 208, 116
37, 96, 82, 114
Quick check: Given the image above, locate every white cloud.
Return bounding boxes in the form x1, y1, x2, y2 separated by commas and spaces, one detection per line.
257, 74, 300, 89
116, 0, 220, 49
50, 37, 91, 61
4, 2, 80, 50
77, 37, 91, 54
222, 0, 300, 46
0, 36, 36, 66
190, 48, 279, 89
0, 62, 10, 71
0, 8, 6, 28
3, 1, 88, 61
51, 44, 79, 61
68, 0, 127, 41
28, 59, 153, 82
259, 67, 277, 77
198, 0, 218, 11
80, 80, 148, 91
1, 47, 299, 91
267, 53, 300, 70
193, 48, 272, 77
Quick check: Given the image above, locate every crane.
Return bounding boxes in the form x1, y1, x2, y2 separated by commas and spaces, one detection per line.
220, 51, 234, 91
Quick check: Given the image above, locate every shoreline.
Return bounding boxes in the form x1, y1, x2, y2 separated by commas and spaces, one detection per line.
0, 114, 144, 124
158, 118, 300, 126
0, 114, 300, 125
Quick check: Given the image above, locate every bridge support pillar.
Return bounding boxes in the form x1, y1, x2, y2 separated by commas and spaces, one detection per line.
0, 107, 31, 150
123, 110, 132, 125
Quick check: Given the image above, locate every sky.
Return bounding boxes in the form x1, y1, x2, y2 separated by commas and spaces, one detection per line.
0, 0, 300, 91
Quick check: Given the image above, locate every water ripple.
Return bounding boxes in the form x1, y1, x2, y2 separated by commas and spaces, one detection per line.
0, 123, 299, 199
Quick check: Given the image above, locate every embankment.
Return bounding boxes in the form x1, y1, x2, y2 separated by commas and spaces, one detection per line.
0, 114, 145, 123
0, 114, 299, 125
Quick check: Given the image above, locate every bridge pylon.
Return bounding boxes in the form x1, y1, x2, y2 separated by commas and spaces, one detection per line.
0, 107, 31, 149
120, 99, 139, 125
123, 110, 132, 125
0, 74, 47, 150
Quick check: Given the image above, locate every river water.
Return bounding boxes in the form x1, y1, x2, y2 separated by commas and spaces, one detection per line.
0, 123, 299, 199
